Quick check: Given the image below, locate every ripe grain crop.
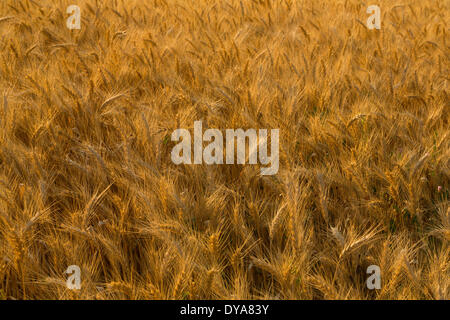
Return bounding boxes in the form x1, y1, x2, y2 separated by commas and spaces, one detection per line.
0, 0, 448, 299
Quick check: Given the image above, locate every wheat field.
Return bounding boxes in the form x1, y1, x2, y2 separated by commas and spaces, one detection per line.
0, 0, 448, 300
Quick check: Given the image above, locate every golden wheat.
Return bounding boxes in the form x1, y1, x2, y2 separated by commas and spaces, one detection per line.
0, 0, 448, 300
